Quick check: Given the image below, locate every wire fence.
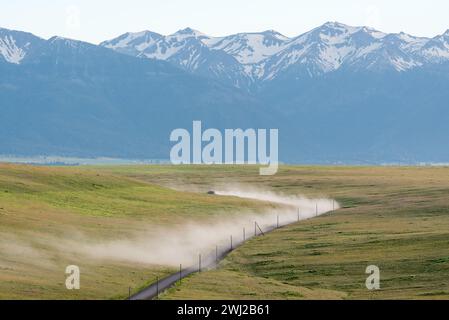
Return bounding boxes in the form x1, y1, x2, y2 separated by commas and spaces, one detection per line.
128, 201, 337, 300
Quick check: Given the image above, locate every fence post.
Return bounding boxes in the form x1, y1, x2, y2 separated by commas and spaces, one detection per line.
230, 235, 233, 250
128, 286, 131, 300
243, 227, 246, 241
179, 264, 182, 283
156, 277, 159, 300
277, 215, 279, 228
199, 254, 202, 273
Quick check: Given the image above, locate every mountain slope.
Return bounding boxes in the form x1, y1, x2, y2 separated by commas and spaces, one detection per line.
259, 65, 449, 163
0, 31, 271, 158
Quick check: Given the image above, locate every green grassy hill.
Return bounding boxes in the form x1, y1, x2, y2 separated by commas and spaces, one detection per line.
0, 164, 268, 299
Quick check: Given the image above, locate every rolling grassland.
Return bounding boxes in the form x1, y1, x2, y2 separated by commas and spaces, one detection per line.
1, 164, 449, 299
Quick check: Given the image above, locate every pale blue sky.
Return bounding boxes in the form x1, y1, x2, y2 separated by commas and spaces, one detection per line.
1, 0, 448, 44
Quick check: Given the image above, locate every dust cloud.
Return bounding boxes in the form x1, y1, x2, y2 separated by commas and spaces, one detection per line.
1, 187, 339, 269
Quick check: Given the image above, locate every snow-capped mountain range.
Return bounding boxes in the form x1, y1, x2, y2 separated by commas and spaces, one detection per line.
100, 22, 449, 87
2, 22, 449, 89
2, 23, 449, 163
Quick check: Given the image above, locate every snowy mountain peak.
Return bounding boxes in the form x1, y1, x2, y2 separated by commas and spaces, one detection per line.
175, 27, 202, 35
317, 21, 361, 34
261, 30, 290, 40
322, 21, 350, 29
394, 32, 422, 43
420, 30, 449, 61
204, 31, 291, 64
171, 28, 207, 40
48, 36, 95, 50
441, 29, 449, 39
49, 36, 74, 43
0, 28, 44, 64
100, 30, 163, 55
